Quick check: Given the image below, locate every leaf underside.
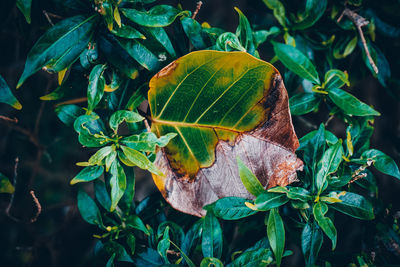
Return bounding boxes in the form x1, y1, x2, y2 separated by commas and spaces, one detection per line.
148, 51, 303, 216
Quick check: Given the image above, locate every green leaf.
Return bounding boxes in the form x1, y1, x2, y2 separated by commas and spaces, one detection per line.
182, 219, 203, 258
291, 0, 328, 30
121, 5, 190, 27
133, 247, 163, 266
16, 0, 32, 24
272, 42, 320, 84
181, 17, 207, 50
315, 141, 343, 194
120, 145, 163, 176
237, 157, 265, 196
267, 208, 285, 267
126, 214, 150, 235
362, 149, 400, 179
0, 75, 22, 110
88, 146, 113, 165
215, 32, 246, 52
70, 166, 104, 185
122, 132, 176, 153
204, 197, 257, 220
77, 189, 103, 226
330, 192, 374, 220
105, 150, 117, 172
301, 221, 323, 267
109, 160, 127, 211
94, 179, 111, 211
313, 202, 337, 250
229, 248, 274, 267
118, 38, 161, 71
250, 191, 288, 211
202, 212, 223, 258
87, 64, 106, 113
253, 27, 280, 48
327, 88, 380, 116
323, 69, 350, 90
262, 0, 287, 27
287, 187, 312, 202
157, 226, 170, 263
289, 92, 320, 115
55, 104, 85, 126
234, 7, 255, 55
111, 24, 146, 39
17, 15, 96, 88
127, 233, 136, 255
0, 173, 14, 194
74, 114, 110, 147
200, 257, 224, 267
142, 26, 176, 58
109, 110, 144, 133
333, 36, 357, 59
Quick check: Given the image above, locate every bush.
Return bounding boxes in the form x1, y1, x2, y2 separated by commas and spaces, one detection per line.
1, 0, 400, 266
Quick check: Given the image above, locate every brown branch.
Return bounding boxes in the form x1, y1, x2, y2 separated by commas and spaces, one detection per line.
43, 10, 54, 26
192, 1, 203, 19
338, 8, 379, 74
29, 190, 42, 223
0, 120, 41, 148
6, 158, 20, 222
54, 97, 88, 107
0, 115, 18, 123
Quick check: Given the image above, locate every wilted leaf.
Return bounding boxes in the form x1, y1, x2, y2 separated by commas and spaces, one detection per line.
148, 51, 303, 216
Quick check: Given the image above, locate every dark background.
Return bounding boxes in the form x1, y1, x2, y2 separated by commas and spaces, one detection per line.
0, 0, 399, 266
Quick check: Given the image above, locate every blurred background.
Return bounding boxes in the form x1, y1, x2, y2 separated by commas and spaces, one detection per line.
0, 0, 399, 266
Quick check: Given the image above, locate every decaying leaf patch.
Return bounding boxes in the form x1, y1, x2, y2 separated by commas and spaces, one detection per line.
148, 50, 303, 217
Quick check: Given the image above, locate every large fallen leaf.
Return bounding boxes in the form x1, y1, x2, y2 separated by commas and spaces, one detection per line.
148, 51, 303, 217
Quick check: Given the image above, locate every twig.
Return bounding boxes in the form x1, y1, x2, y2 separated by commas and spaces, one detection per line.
324, 114, 334, 127
0, 120, 41, 148
192, 1, 203, 19
29, 190, 42, 223
0, 115, 18, 123
337, 8, 379, 74
6, 158, 20, 222
349, 159, 373, 184
43, 10, 54, 26
144, 118, 151, 132
54, 97, 88, 107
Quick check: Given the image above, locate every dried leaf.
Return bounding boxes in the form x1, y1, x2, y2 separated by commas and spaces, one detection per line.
148, 51, 303, 216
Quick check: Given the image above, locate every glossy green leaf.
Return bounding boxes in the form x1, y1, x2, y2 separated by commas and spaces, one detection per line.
87, 64, 106, 113
157, 226, 170, 262
267, 208, 285, 267
121, 132, 176, 153
202, 212, 223, 258
121, 5, 190, 27
94, 179, 111, 211
273, 42, 320, 84
127, 233, 136, 255
181, 17, 207, 50
301, 221, 323, 267
109, 110, 144, 133
111, 24, 146, 39
74, 114, 110, 147
109, 160, 127, 211
77, 189, 103, 226
333, 36, 357, 59
118, 38, 160, 71
0, 173, 14, 194
133, 247, 163, 266
120, 145, 163, 176
289, 92, 320, 115
215, 32, 246, 52
229, 248, 274, 267
204, 197, 257, 220
16, 0, 32, 24
200, 257, 224, 267
330, 192, 374, 220
0, 75, 22, 110
234, 7, 255, 55
105, 150, 117, 172
126, 214, 150, 235
142, 26, 176, 57
182, 219, 203, 258
361, 149, 400, 179
253, 27, 280, 48
292, 0, 328, 30
70, 166, 104, 185
237, 157, 265, 196
262, 0, 287, 27
250, 191, 288, 211
287, 187, 312, 202
55, 104, 84, 126
315, 141, 343, 194
328, 88, 380, 116
323, 69, 350, 90
313, 202, 336, 250
17, 15, 96, 88
88, 146, 113, 165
